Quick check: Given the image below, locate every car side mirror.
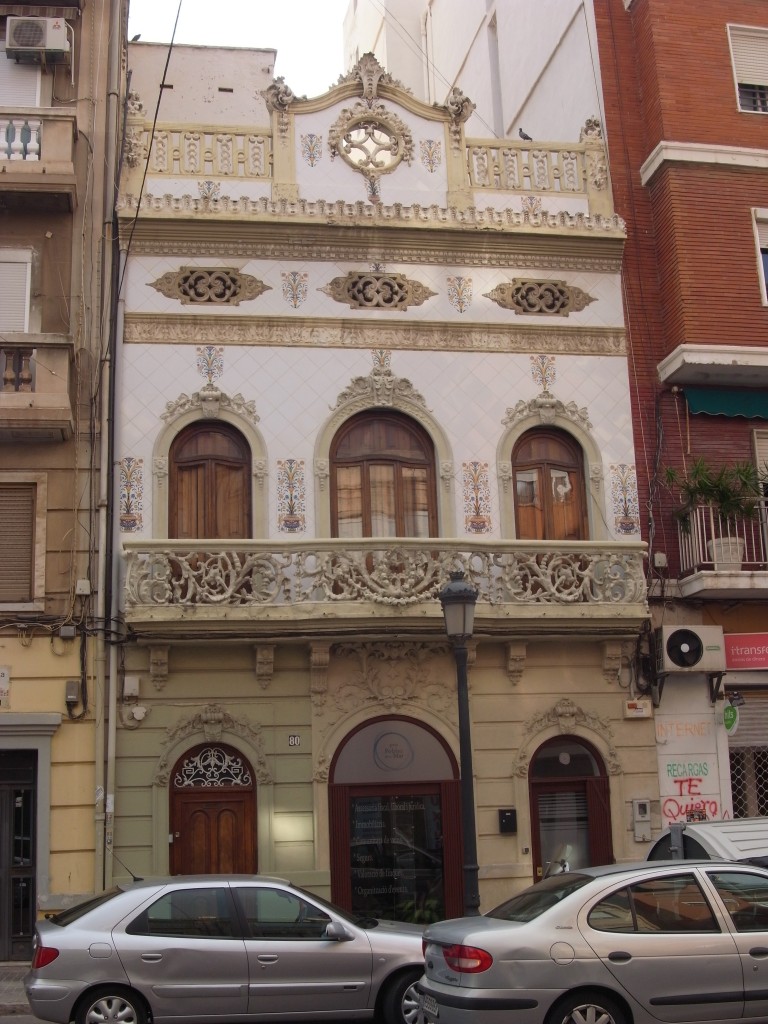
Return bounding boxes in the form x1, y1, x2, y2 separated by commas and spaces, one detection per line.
325, 921, 354, 941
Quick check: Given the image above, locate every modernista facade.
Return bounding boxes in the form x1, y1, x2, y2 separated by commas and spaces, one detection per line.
110, 38, 651, 917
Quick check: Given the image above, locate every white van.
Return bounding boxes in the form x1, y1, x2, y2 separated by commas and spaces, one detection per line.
647, 817, 768, 867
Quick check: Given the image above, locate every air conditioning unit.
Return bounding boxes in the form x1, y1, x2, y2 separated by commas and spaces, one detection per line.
6, 17, 70, 59
655, 625, 725, 674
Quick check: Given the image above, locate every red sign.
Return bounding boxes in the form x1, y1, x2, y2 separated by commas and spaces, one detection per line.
725, 633, 768, 670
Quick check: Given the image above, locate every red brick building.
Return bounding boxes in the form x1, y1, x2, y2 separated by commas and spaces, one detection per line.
596, 0, 768, 817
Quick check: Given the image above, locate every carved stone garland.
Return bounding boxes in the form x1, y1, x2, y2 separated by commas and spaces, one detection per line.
513, 697, 622, 777
154, 702, 273, 786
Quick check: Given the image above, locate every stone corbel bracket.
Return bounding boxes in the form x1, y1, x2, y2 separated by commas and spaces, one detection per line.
310, 641, 331, 706
253, 644, 275, 689
602, 640, 624, 686
149, 644, 169, 690
506, 641, 527, 685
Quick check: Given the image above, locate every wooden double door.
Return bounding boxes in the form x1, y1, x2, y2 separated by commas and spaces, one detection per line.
170, 743, 257, 875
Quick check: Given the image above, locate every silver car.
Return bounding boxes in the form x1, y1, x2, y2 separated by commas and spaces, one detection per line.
418, 860, 768, 1024
25, 874, 424, 1024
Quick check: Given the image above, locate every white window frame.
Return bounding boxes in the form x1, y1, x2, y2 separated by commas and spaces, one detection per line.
0, 472, 47, 611
728, 24, 768, 114
0, 248, 33, 332
752, 208, 768, 306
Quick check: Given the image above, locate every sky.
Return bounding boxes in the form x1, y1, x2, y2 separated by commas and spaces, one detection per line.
126, 0, 352, 98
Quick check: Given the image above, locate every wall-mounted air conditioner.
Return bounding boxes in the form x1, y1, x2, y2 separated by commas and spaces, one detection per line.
6, 17, 71, 62
655, 625, 725, 674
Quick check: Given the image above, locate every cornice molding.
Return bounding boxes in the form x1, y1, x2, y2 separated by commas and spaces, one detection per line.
124, 313, 626, 356
640, 140, 768, 186
116, 225, 623, 272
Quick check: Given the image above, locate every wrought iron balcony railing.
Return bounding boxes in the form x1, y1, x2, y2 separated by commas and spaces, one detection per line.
677, 504, 768, 574
123, 538, 647, 633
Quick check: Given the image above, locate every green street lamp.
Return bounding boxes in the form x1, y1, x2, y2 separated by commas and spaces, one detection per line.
439, 569, 480, 916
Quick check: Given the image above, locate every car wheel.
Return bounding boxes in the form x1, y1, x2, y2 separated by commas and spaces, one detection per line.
547, 990, 627, 1024
379, 967, 423, 1024
75, 987, 148, 1024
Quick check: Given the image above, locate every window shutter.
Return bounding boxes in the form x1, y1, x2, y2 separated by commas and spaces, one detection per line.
0, 260, 31, 332
0, 484, 35, 602
0, 46, 41, 106
754, 429, 768, 474
756, 219, 768, 249
730, 26, 768, 87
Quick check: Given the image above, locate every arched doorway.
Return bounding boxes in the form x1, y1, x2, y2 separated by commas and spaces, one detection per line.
528, 736, 613, 881
512, 427, 588, 540
329, 718, 463, 923
169, 743, 257, 874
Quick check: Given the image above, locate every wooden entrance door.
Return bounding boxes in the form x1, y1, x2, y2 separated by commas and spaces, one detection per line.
170, 744, 257, 875
169, 422, 251, 539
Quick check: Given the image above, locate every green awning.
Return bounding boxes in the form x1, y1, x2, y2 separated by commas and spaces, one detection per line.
685, 387, 768, 419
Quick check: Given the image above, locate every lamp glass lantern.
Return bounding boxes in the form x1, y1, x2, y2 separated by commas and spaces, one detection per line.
439, 570, 478, 639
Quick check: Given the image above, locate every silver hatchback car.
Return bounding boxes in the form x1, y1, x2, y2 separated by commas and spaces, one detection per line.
418, 860, 768, 1024
25, 875, 424, 1024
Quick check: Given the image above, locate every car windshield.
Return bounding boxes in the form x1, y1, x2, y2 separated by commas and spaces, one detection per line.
47, 888, 123, 926
486, 873, 593, 922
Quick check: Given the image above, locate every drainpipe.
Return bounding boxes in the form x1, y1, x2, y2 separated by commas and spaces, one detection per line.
95, 0, 125, 893
104, 243, 126, 889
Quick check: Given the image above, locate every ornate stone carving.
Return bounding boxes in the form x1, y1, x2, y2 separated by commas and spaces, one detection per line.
262, 77, 294, 143
153, 456, 168, 483
150, 267, 271, 306
149, 645, 169, 690
602, 640, 624, 686
579, 116, 604, 141
328, 99, 414, 176
332, 361, 428, 411
253, 644, 274, 689
154, 703, 272, 786
253, 459, 267, 487
333, 642, 454, 715
506, 641, 527, 685
161, 386, 260, 425
444, 86, 476, 151
125, 542, 647, 610
320, 272, 436, 311
498, 461, 513, 493
513, 697, 622, 777
314, 459, 330, 491
502, 392, 592, 431
310, 642, 331, 707
440, 461, 454, 492
335, 52, 410, 99
485, 279, 596, 316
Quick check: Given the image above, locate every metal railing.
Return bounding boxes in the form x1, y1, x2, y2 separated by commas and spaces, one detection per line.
677, 504, 768, 574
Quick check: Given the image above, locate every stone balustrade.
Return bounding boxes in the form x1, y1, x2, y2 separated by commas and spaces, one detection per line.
123, 538, 647, 631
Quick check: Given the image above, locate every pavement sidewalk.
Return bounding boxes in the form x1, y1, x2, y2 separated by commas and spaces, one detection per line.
0, 963, 30, 1018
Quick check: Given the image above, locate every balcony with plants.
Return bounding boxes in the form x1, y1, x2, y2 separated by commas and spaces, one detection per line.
664, 458, 768, 599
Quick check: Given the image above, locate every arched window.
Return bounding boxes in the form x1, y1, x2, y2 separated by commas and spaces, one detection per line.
169, 422, 251, 539
512, 428, 587, 540
330, 412, 437, 537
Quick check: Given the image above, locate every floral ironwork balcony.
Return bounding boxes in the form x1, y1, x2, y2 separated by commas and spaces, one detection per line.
123, 538, 647, 635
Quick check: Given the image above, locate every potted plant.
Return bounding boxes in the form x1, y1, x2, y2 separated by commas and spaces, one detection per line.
664, 457, 765, 569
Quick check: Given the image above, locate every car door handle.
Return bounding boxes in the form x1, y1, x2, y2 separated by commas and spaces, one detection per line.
608, 951, 632, 963
749, 947, 768, 958
256, 955, 279, 965
140, 954, 163, 962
